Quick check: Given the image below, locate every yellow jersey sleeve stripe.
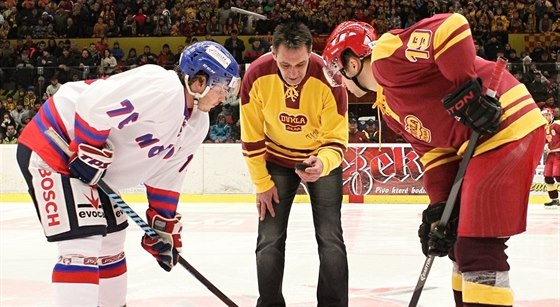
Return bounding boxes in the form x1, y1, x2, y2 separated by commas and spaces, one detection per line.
372, 33, 403, 62
433, 13, 469, 50
434, 28, 471, 60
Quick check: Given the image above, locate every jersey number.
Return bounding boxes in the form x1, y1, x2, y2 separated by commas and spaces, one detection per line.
106, 99, 139, 129
405, 30, 432, 62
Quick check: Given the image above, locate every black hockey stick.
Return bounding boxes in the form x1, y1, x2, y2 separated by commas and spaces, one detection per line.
45, 127, 239, 307
408, 57, 508, 307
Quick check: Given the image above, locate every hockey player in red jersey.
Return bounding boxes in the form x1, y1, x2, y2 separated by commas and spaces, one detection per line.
323, 13, 546, 306
16, 41, 240, 306
542, 107, 560, 207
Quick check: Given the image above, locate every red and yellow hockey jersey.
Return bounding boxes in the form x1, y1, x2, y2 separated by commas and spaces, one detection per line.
240, 52, 348, 193
546, 120, 560, 151
371, 13, 546, 201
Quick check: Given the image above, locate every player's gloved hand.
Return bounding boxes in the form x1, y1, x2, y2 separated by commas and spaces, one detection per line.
68, 141, 114, 185
418, 202, 459, 257
442, 78, 502, 134
141, 208, 183, 272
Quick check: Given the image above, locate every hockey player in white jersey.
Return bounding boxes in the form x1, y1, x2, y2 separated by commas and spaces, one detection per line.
16, 41, 240, 306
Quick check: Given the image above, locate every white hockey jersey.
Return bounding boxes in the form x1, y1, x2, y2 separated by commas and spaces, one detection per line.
19, 64, 209, 217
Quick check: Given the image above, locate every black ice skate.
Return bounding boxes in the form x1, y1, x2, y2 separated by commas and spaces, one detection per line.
544, 199, 560, 207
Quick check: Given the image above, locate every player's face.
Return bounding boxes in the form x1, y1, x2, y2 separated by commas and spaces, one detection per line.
272, 44, 310, 86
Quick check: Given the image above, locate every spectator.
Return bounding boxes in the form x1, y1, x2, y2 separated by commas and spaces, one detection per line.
94, 37, 109, 54
106, 19, 121, 37
111, 42, 125, 62
530, 41, 546, 62
19, 112, 33, 131
3, 96, 16, 112
509, 11, 524, 33
56, 48, 78, 83
141, 45, 157, 64
348, 117, 370, 143
23, 86, 38, 109
2, 122, 18, 144
10, 103, 29, 127
124, 48, 138, 69
539, 13, 553, 33
36, 48, 57, 81
62, 16, 81, 38
122, 13, 137, 36
222, 17, 238, 36
244, 37, 267, 64
45, 76, 61, 97
99, 49, 118, 76
206, 15, 223, 36
153, 18, 170, 36
78, 48, 96, 79
15, 51, 35, 90
156, 44, 174, 68
241, 8, 258, 35
208, 113, 232, 143
364, 119, 379, 143
92, 16, 108, 38
46, 38, 62, 58
133, 8, 148, 36
224, 29, 245, 64
99, 3, 116, 24
0, 112, 18, 135
484, 35, 503, 61
217, 1, 233, 26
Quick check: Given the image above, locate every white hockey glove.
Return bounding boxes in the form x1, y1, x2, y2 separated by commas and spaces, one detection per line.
141, 208, 183, 272
68, 141, 114, 185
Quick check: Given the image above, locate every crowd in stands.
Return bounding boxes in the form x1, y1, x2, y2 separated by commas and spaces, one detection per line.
0, 0, 559, 144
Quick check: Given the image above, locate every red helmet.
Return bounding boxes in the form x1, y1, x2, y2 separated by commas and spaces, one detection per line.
542, 108, 554, 116
322, 21, 378, 75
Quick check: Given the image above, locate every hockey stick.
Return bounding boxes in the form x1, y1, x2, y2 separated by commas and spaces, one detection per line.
231, 7, 267, 20
45, 127, 239, 307
408, 57, 508, 307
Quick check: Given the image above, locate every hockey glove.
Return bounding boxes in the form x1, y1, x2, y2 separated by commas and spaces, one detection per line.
69, 141, 114, 185
141, 208, 183, 272
418, 202, 459, 257
443, 78, 502, 135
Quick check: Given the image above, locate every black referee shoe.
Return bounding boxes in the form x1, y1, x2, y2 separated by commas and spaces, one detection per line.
544, 199, 560, 207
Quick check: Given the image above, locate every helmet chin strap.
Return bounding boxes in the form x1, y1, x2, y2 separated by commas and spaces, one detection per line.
351, 58, 373, 93
184, 75, 211, 103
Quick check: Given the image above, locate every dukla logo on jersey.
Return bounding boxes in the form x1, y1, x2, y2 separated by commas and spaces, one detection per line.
77, 188, 105, 219
279, 113, 308, 132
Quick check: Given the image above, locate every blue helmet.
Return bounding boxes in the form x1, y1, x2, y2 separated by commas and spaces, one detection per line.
179, 41, 240, 96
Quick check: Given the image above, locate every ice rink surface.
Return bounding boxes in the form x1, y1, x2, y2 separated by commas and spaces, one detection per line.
1, 202, 559, 307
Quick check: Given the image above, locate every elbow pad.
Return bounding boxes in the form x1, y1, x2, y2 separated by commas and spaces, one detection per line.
443, 79, 502, 134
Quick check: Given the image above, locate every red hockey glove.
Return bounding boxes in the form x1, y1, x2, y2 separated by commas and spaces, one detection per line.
141, 208, 183, 272
68, 141, 114, 185
418, 202, 459, 257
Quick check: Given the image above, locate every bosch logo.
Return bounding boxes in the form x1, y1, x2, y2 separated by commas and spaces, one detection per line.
38, 169, 60, 227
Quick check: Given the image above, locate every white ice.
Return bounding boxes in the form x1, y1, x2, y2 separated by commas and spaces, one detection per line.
1, 202, 559, 307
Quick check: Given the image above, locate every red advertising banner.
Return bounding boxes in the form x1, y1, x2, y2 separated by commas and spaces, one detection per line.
336, 144, 546, 200
342, 144, 425, 196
